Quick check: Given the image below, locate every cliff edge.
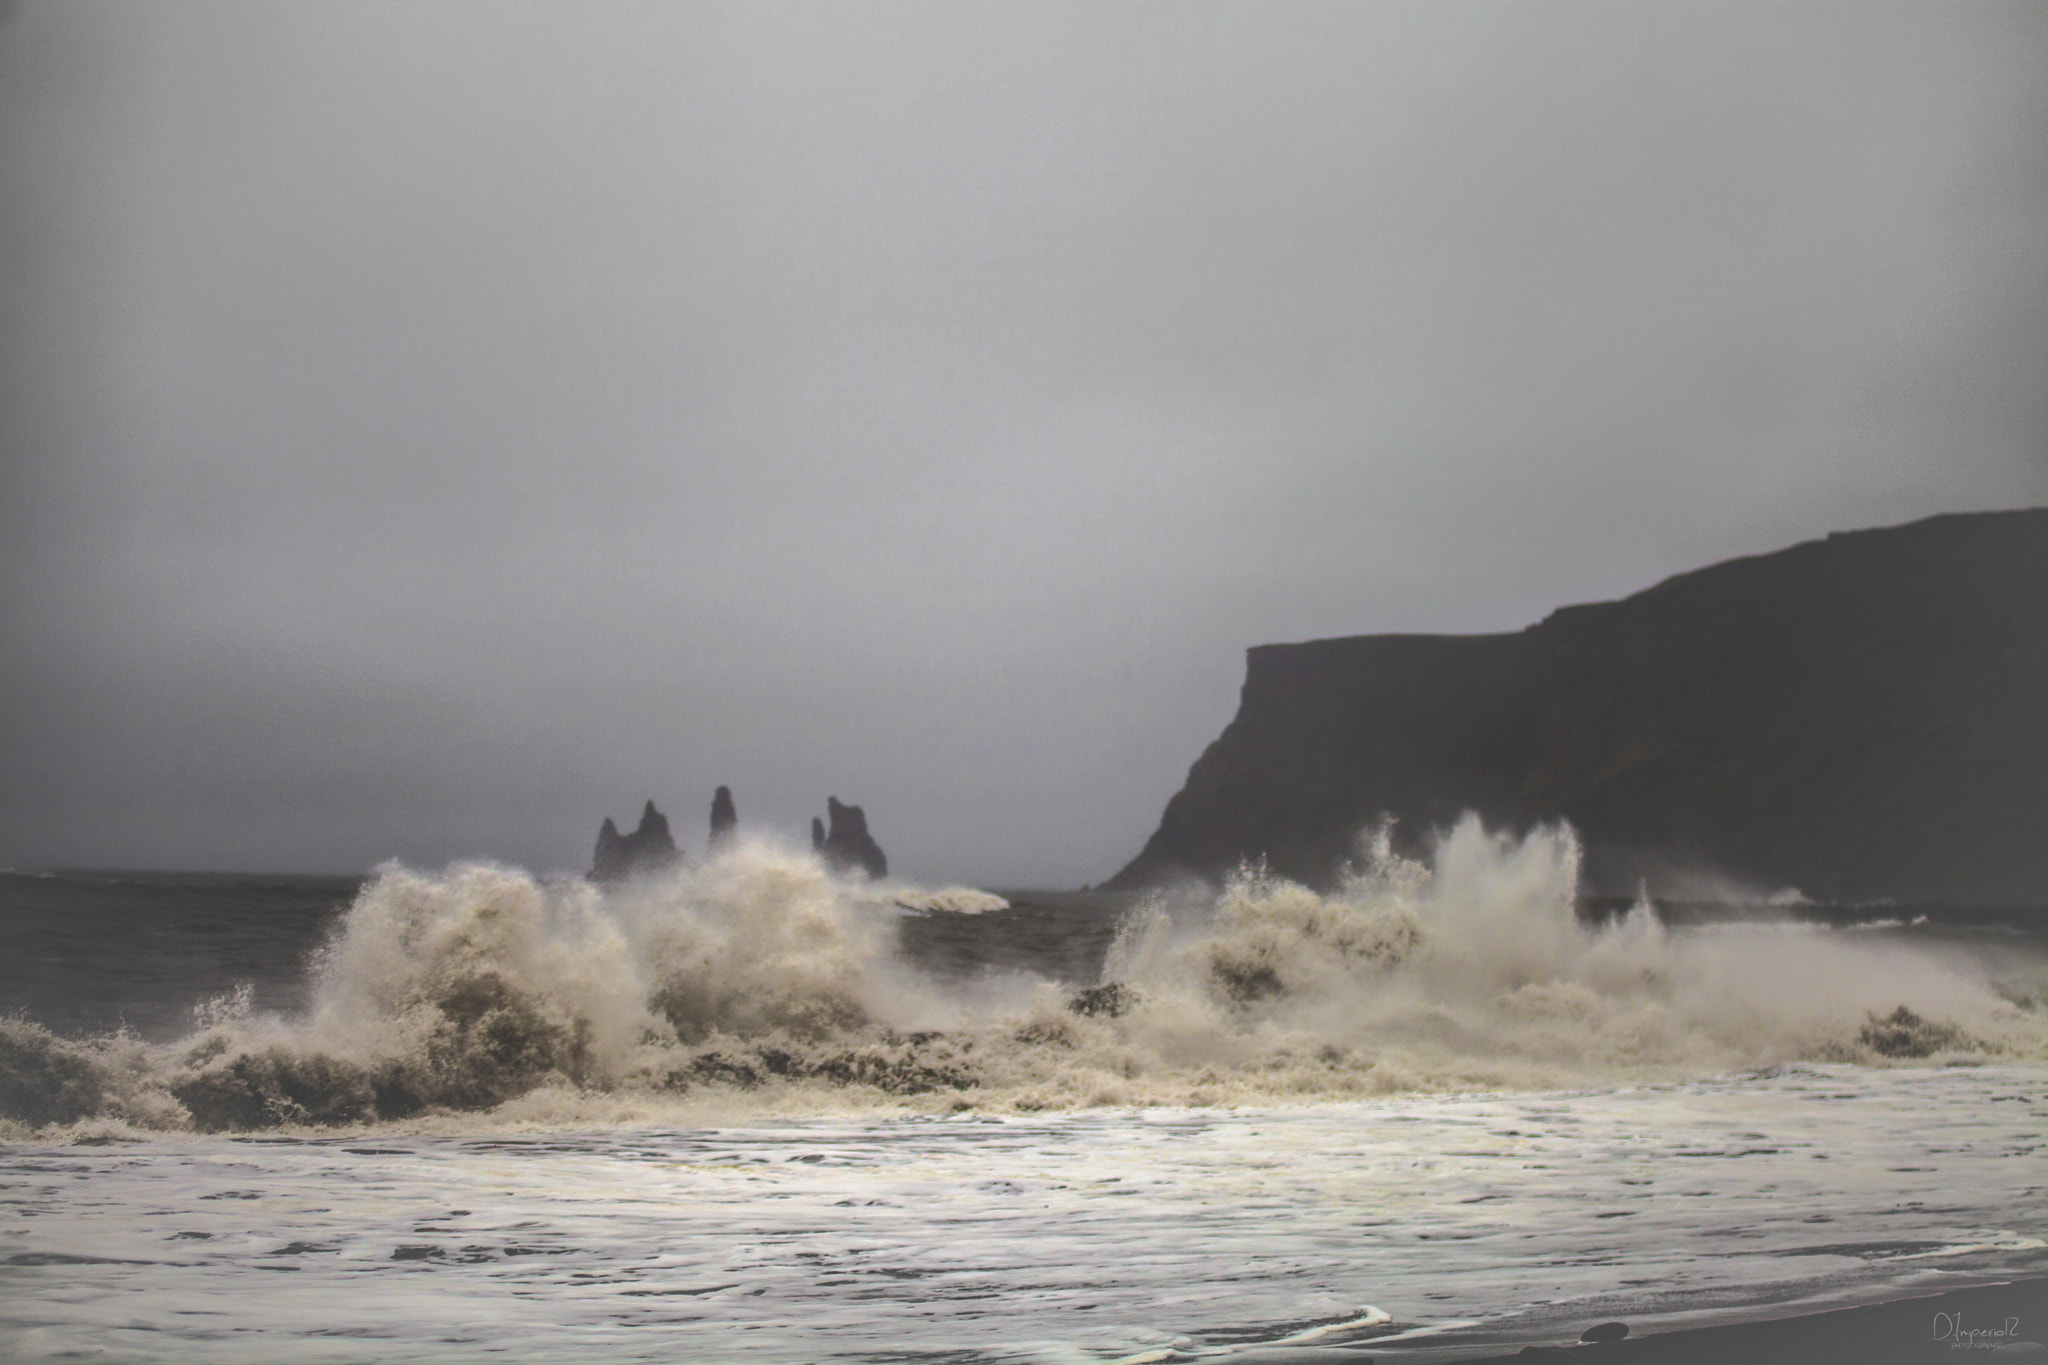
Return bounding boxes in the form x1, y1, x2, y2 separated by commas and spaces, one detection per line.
1109, 508, 2048, 906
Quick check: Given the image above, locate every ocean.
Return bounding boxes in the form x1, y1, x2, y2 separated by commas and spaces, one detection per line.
3, 822, 2044, 1362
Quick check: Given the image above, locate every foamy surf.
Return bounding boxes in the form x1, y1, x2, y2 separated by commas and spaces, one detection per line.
891, 887, 1013, 915
3, 1067, 2042, 1364
2, 820, 2042, 1140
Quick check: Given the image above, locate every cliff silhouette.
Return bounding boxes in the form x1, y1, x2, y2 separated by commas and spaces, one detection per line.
1109, 508, 2048, 906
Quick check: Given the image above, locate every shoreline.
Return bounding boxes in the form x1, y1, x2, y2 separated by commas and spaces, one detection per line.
1413, 1275, 2048, 1364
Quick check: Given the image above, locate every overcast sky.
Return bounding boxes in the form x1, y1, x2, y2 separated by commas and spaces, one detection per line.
2, 2, 2043, 885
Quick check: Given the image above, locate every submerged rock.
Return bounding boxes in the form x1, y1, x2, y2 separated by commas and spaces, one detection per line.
709, 786, 738, 850
1579, 1321, 1630, 1343
818, 796, 888, 879
1068, 983, 1139, 1018
1858, 1005, 1971, 1058
590, 800, 681, 882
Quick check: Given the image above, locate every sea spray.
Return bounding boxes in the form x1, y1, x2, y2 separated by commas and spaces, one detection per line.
1113, 818, 2040, 1086
2, 821, 2042, 1137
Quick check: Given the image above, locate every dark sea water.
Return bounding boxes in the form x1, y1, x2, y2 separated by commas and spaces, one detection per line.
0, 870, 1135, 1043
2, 832, 2044, 1362
0, 871, 363, 1040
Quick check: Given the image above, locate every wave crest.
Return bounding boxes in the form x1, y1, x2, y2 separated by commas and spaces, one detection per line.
4, 822, 2042, 1137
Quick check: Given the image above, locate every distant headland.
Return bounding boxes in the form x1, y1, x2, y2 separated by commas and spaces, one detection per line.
1109, 508, 2048, 907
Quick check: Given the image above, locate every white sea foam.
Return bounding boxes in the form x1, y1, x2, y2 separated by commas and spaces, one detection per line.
2, 821, 2042, 1138
891, 886, 1012, 914
4, 1066, 2044, 1364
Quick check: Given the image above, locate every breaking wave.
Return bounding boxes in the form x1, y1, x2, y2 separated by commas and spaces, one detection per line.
4, 821, 2043, 1138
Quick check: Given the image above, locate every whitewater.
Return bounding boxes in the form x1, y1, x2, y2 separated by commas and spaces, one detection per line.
3, 819, 2044, 1361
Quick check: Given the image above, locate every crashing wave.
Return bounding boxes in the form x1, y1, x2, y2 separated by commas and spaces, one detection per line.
3, 821, 2041, 1138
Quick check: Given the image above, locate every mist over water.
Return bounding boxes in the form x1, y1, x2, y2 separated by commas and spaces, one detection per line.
3, 819, 2043, 1139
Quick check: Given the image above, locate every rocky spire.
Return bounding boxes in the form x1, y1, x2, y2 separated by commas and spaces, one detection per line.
818, 795, 888, 879
709, 786, 738, 849
590, 800, 680, 882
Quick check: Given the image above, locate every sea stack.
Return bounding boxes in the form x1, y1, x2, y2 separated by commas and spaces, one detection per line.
817, 796, 888, 879
709, 786, 738, 850
590, 800, 681, 882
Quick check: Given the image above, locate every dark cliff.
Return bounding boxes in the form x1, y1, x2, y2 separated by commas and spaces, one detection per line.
1110, 509, 2048, 906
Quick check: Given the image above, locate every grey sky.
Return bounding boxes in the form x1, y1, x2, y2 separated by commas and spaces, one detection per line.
3, 2, 2043, 885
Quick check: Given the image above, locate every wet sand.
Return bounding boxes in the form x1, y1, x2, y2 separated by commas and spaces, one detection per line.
1437, 1275, 2048, 1364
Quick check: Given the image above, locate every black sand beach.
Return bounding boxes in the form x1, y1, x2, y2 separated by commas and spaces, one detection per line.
1435, 1275, 2048, 1364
